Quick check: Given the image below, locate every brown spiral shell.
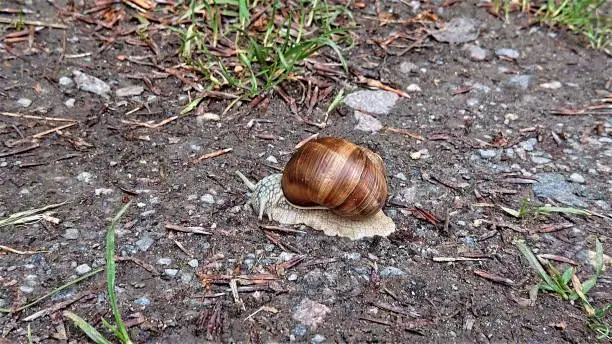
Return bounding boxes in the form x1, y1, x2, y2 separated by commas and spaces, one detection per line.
280, 137, 388, 219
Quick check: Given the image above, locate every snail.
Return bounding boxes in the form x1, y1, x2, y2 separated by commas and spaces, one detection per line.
236, 137, 396, 240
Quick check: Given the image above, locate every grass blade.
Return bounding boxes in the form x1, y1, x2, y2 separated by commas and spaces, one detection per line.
516, 240, 556, 288
63, 311, 113, 344
105, 201, 133, 344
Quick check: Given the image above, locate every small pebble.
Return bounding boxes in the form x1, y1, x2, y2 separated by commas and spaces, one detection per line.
180, 271, 194, 284
495, 48, 519, 59
288, 273, 298, 281
135, 296, 151, 306
399, 61, 418, 74
115, 85, 144, 97
196, 113, 220, 125
506, 75, 534, 89
406, 84, 421, 92
519, 138, 538, 151
157, 257, 172, 265
293, 324, 308, 337
65, 98, 75, 108
63, 228, 79, 240
95, 188, 113, 196
311, 334, 326, 344
343, 252, 361, 261
478, 149, 497, 159
135, 235, 154, 251
394, 172, 407, 181
59, 76, 74, 87
540, 81, 562, 89
279, 252, 295, 262
20, 286, 35, 294
200, 194, 215, 204
75, 264, 92, 275
264, 244, 275, 252
17, 98, 32, 108
76, 172, 93, 183
379, 266, 406, 278
504, 113, 518, 123
164, 269, 179, 277
568, 173, 585, 184
188, 259, 199, 268
531, 156, 551, 164
469, 45, 487, 61
410, 151, 421, 160
466, 98, 479, 107
266, 155, 279, 164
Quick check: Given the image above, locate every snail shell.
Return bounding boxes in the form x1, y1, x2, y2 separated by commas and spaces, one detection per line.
280, 137, 388, 219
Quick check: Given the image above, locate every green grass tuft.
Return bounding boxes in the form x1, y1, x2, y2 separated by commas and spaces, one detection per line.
488, 0, 610, 50
171, 0, 355, 114
516, 238, 610, 339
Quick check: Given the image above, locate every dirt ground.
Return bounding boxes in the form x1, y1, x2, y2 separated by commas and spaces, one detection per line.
1, 0, 610, 343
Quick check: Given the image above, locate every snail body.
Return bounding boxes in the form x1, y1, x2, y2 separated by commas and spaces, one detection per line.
237, 137, 396, 240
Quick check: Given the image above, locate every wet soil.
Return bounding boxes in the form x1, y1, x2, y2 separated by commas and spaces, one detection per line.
1, 0, 610, 343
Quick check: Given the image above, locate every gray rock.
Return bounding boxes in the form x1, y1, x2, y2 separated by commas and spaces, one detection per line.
264, 244, 275, 252
506, 75, 534, 89
164, 269, 179, 277
17, 98, 32, 108
288, 273, 298, 281
72, 70, 111, 98
63, 228, 79, 240
65, 98, 76, 108
533, 173, 588, 207
135, 234, 154, 251
469, 45, 487, 61
495, 48, 519, 59
379, 266, 406, 278
75, 264, 92, 275
399, 61, 418, 74
115, 85, 144, 97
135, 296, 150, 306
188, 259, 199, 268
266, 155, 278, 164
344, 90, 398, 115
157, 257, 172, 265
59, 76, 74, 87
568, 173, 585, 184
431, 17, 480, 43
354, 112, 383, 133
478, 149, 497, 159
